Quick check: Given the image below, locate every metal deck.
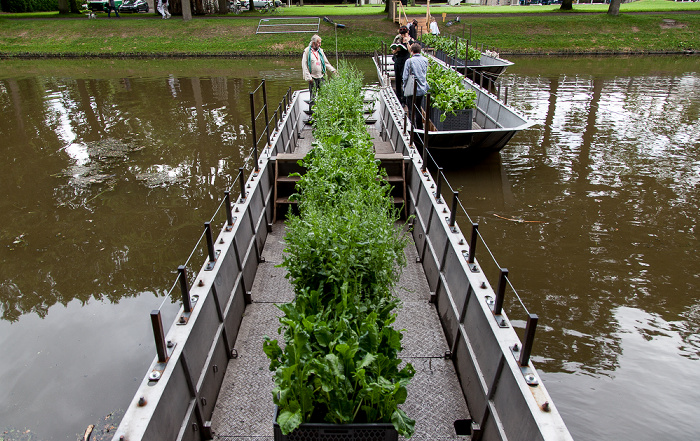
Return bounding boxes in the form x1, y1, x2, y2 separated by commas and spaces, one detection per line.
210, 224, 470, 440
210, 123, 470, 441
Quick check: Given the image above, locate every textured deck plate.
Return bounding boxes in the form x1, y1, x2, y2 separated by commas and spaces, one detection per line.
211, 222, 470, 440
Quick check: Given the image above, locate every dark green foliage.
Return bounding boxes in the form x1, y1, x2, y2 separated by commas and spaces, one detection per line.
426, 61, 477, 122
264, 63, 415, 438
0, 0, 58, 12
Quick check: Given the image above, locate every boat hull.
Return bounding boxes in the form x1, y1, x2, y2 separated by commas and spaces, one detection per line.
374, 53, 532, 157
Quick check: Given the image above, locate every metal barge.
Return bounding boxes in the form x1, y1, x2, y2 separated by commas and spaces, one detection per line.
112, 81, 572, 441
374, 49, 532, 157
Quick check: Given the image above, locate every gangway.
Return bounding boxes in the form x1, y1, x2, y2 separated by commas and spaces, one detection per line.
256, 17, 320, 35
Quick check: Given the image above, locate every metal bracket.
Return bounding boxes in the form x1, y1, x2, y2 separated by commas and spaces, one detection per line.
148, 342, 176, 383
204, 250, 222, 271
494, 315, 510, 328
224, 216, 238, 232
176, 295, 199, 325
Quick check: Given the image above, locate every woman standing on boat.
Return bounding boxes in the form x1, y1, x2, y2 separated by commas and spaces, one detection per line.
392, 25, 415, 107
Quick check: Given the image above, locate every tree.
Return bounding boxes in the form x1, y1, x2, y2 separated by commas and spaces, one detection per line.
608, 0, 621, 16
560, 0, 572, 10
58, 0, 69, 13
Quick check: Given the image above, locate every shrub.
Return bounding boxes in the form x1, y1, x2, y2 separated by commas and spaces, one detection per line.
1, 0, 58, 12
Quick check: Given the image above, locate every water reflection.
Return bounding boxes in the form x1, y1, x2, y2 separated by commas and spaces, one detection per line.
0, 56, 698, 441
0, 58, 378, 440
442, 56, 699, 439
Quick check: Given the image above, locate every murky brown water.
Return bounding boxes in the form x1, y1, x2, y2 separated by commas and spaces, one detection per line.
0, 56, 698, 440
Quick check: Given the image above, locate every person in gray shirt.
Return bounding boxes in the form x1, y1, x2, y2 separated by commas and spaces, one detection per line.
403, 43, 429, 129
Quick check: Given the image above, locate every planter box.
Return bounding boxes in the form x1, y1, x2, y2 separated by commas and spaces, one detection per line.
429, 107, 473, 132
434, 49, 447, 63
273, 408, 398, 441
445, 56, 481, 68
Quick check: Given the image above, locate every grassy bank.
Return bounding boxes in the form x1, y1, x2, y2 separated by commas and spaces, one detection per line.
0, 0, 699, 56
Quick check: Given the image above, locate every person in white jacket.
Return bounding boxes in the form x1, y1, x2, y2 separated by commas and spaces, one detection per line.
301, 35, 336, 103
429, 17, 440, 35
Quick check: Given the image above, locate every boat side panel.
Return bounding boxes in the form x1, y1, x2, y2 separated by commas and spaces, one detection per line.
177, 401, 199, 441
140, 360, 193, 440
195, 330, 231, 430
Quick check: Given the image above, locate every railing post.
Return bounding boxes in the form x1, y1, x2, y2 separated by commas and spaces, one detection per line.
204, 222, 215, 262
150, 310, 168, 363
494, 268, 508, 315
505, 85, 509, 105
448, 191, 459, 228
249, 92, 258, 171
224, 191, 234, 229
238, 167, 246, 200
262, 79, 271, 147
519, 314, 539, 366
435, 166, 443, 203
178, 265, 192, 313
422, 93, 430, 172
468, 223, 479, 264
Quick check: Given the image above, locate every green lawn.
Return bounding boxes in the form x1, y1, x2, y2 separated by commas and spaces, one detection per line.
0, 0, 699, 55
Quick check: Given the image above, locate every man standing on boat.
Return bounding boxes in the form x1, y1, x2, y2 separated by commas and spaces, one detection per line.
403, 43, 428, 130
302, 35, 336, 103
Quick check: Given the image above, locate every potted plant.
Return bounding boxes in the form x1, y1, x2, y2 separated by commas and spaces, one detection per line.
427, 61, 478, 131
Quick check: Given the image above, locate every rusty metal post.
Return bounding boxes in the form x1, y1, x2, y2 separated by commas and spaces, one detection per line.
204, 222, 215, 263
435, 166, 443, 203
468, 223, 479, 264
150, 310, 168, 363
448, 191, 459, 228
494, 268, 508, 315
178, 265, 192, 313
262, 79, 271, 147
224, 191, 233, 228
422, 93, 430, 172
519, 314, 539, 366
238, 167, 246, 200
249, 92, 258, 171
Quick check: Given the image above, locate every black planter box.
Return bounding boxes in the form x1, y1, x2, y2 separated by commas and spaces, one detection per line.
273, 408, 398, 441
434, 49, 447, 63
429, 107, 474, 132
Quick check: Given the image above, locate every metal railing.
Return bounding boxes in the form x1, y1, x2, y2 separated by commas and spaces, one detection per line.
379, 76, 540, 368
149, 80, 293, 367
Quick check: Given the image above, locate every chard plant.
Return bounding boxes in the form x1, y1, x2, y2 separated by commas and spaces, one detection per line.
420, 33, 482, 61
263, 63, 415, 438
427, 61, 478, 122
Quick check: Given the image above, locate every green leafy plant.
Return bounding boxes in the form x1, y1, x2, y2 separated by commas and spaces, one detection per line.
420, 33, 481, 61
264, 63, 415, 438
426, 61, 477, 122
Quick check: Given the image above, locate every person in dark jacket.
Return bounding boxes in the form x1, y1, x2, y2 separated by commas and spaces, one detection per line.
391, 25, 415, 106
106, 0, 120, 17
408, 19, 418, 40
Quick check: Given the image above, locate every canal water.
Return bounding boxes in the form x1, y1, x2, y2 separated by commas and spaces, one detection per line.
0, 56, 698, 440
